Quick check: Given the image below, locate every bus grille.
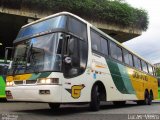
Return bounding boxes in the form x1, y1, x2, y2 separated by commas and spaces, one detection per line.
14, 81, 23, 85
14, 80, 37, 85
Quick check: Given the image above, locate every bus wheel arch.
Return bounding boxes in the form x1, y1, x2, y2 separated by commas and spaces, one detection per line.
91, 81, 107, 101
137, 89, 151, 105
89, 81, 107, 111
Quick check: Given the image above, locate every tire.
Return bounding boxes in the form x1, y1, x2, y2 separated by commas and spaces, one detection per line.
113, 101, 126, 106
0, 98, 7, 102
89, 85, 100, 111
137, 91, 151, 105
150, 92, 153, 103
144, 92, 152, 105
49, 103, 60, 110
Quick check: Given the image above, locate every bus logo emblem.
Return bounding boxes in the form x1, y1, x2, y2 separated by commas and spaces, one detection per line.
66, 84, 85, 99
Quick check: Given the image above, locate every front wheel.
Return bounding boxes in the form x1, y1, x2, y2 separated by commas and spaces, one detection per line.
89, 85, 100, 111
48, 103, 60, 110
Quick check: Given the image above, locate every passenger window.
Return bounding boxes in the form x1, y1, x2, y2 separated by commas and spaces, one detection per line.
128, 53, 133, 67
123, 49, 129, 64
148, 65, 153, 75
100, 37, 108, 55
134, 56, 141, 70
110, 42, 117, 59
117, 46, 123, 62
91, 30, 101, 52
141, 61, 148, 73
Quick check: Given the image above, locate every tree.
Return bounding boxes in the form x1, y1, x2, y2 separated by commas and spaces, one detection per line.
156, 67, 160, 77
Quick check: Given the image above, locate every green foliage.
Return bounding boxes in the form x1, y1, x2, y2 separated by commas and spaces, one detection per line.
156, 67, 160, 77
0, 0, 149, 31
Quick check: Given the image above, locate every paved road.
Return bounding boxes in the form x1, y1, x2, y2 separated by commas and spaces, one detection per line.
0, 101, 160, 120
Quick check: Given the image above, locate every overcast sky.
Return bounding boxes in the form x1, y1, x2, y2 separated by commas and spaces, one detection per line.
123, 0, 160, 64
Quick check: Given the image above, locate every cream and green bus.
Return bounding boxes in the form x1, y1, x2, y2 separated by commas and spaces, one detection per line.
6, 12, 158, 111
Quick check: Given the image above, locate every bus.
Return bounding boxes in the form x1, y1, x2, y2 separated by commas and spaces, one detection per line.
6, 12, 158, 111
0, 60, 8, 100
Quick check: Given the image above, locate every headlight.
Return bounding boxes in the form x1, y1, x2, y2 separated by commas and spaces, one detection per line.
37, 78, 59, 85
6, 81, 14, 87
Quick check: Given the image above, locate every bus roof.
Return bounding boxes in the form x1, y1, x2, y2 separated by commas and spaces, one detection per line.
21, 12, 154, 67
22, 11, 89, 28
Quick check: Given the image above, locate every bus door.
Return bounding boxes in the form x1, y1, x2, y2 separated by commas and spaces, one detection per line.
62, 33, 89, 102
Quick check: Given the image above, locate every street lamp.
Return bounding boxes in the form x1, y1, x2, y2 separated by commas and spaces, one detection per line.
0, 43, 2, 46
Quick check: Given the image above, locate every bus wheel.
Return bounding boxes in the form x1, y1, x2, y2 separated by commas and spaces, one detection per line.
144, 92, 152, 105
0, 98, 7, 102
89, 85, 100, 111
113, 101, 126, 106
48, 103, 60, 110
150, 91, 154, 104
137, 91, 151, 105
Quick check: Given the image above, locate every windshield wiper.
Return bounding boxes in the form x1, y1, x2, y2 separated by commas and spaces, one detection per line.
25, 45, 44, 73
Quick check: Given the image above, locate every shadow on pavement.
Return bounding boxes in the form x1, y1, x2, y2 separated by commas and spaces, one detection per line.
13, 102, 147, 116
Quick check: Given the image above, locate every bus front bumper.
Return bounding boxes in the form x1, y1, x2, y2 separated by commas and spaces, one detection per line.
6, 85, 62, 103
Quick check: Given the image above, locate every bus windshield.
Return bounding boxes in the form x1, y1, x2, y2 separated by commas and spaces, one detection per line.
8, 14, 88, 75
8, 33, 64, 75
16, 15, 67, 40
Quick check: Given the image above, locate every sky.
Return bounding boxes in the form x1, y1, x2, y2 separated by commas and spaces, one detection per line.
123, 0, 160, 64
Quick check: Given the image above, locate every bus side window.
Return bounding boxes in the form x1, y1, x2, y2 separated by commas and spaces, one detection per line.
148, 64, 153, 75
128, 53, 134, 67
117, 46, 123, 62
110, 42, 122, 62
100, 37, 108, 56
141, 61, 148, 73
91, 30, 101, 52
110, 42, 117, 59
133, 56, 141, 70
123, 49, 130, 65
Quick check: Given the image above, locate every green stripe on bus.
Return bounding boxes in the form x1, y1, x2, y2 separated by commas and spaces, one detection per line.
118, 64, 135, 94
0, 76, 6, 98
107, 59, 134, 94
38, 72, 52, 78
29, 73, 41, 80
107, 59, 129, 94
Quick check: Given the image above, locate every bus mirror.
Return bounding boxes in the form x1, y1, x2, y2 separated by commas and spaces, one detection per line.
66, 35, 71, 40
5, 48, 8, 63
64, 56, 72, 64
5, 47, 13, 63
8, 61, 13, 69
